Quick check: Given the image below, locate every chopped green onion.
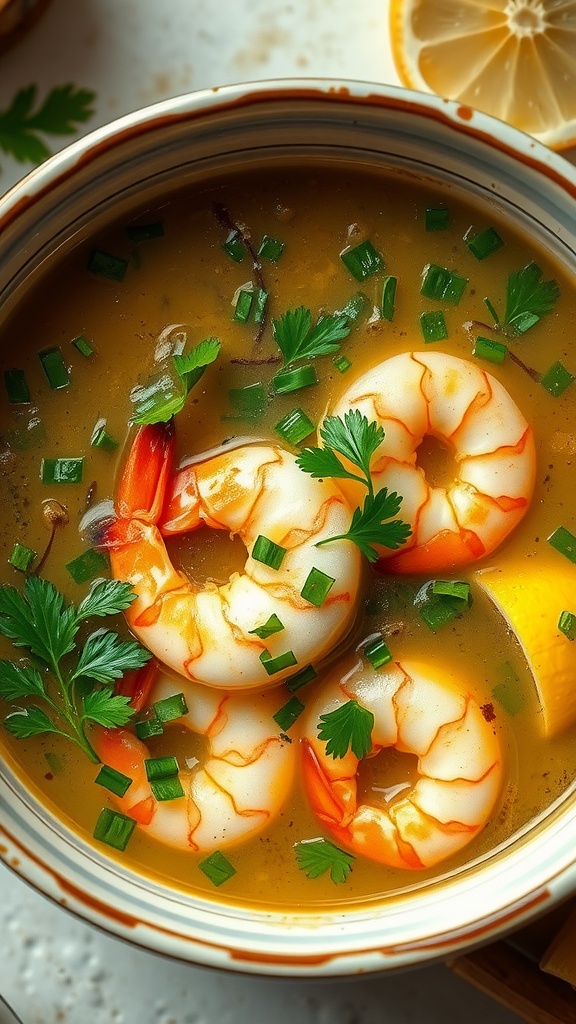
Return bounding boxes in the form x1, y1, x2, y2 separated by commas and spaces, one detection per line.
125, 222, 164, 242
253, 288, 269, 324
340, 240, 384, 281
41, 457, 84, 484
431, 580, 471, 603
271, 364, 318, 395
473, 336, 508, 365
300, 567, 335, 607
199, 850, 236, 886
233, 289, 254, 323
88, 249, 128, 282
39, 347, 70, 390
252, 535, 287, 570
484, 296, 501, 324
130, 371, 186, 425
4, 368, 30, 404
548, 526, 576, 564
491, 662, 526, 716
420, 310, 448, 343
135, 713, 164, 740
222, 230, 245, 262
145, 755, 179, 782
71, 334, 94, 357
419, 598, 460, 631
364, 635, 392, 669
153, 692, 189, 723
420, 264, 468, 305
258, 235, 285, 261
286, 663, 317, 692
425, 205, 449, 231
337, 292, 370, 323
95, 765, 133, 797
540, 361, 575, 397
93, 807, 136, 850
226, 382, 267, 420
8, 541, 36, 573
260, 650, 298, 676
559, 611, 576, 640
150, 776, 185, 801
466, 227, 504, 261
381, 276, 397, 321
273, 695, 305, 731
65, 548, 110, 584
90, 421, 119, 452
275, 407, 314, 445
333, 355, 352, 374
416, 580, 470, 631
510, 310, 540, 334
248, 614, 284, 639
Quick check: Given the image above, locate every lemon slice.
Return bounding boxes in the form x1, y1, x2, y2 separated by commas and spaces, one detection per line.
389, 0, 576, 150
477, 559, 576, 736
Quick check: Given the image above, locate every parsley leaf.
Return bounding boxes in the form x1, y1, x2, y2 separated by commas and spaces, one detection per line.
273, 306, 350, 366
0, 660, 46, 701
4, 706, 64, 740
73, 631, 151, 684
81, 689, 134, 728
486, 262, 560, 336
337, 489, 412, 563
132, 338, 221, 426
173, 337, 222, 392
295, 838, 354, 884
76, 579, 138, 621
0, 84, 96, 166
317, 699, 374, 759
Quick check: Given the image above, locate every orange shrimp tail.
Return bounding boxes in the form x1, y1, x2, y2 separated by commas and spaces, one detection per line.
380, 527, 485, 574
116, 421, 175, 523
115, 659, 159, 712
160, 464, 203, 534
301, 741, 349, 826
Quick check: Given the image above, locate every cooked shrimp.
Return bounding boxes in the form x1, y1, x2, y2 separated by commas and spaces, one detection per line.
301, 658, 502, 869
329, 351, 536, 573
105, 423, 362, 690
93, 669, 296, 853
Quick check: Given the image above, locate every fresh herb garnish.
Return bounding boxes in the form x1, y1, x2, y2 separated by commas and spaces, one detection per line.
486, 262, 560, 336
132, 338, 221, 425
0, 577, 150, 762
0, 84, 96, 165
272, 306, 350, 367
295, 838, 354, 884
317, 699, 374, 759
296, 410, 411, 562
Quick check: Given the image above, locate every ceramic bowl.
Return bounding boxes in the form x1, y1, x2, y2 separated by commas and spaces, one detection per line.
0, 80, 575, 976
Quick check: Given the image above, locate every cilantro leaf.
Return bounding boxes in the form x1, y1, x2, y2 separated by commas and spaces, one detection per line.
4, 706, 63, 740
73, 631, 152, 685
0, 577, 77, 670
295, 444, 364, 485
486, 262, 560, 337
173, 337, 221, 392
295, 838, 354, 884
81, 689, 135, 728
273, 306, 350, 365
317, 699, 374, 759
0, 660, 46, 701
337, 489, 412, 563
132, 338, 221, 425
76, 580, 138, 621
0, 84, 96, 165
320, 411, 384, 486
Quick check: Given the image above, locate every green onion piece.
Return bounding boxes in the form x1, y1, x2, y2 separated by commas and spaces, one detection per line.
548, 526, 576, 564
300, 567, 335, 607
340, 240, 384, 281
540, 361, 575, 397
419, 598, 460, 631
420, 310, 448, 343
222, 230, 244, 262
144, 755, 179, 782
381, 275, 397, 321
233, 289, 254, 323
248, 614, 284, 639
153, 692, 189, 723
150, 777, 185, 802
337, 292, 370, 323
466, 227, 504, 261
510, 310, 540, 334
425, 205, 449, 231
199, 850, 236, 886
416, 581, 470, 631
258, 235, 285, 261
473, 336, 508, 365
484, 296, 501, 324
131, 371, 186, 426
260, 649, 298, 676
431, 580, 471, 603
491, 662, 526, 716
252, 535, 287, 570
333, 355, 352, 374
72, 334, 94, 357
88, 249, 128, 282
286, 664, 317, 692
93, 807, 136, 851
271, 364, 318, 395
90, 422, 119, 452
135, 713, 164, 740
226, 382, 267, 420
275, 407, 314, 446
559, 611, 576, 640
273, 695, 305, 731
364, 635, 392, 669
125, 222, 164, 242
41, 457, 84, 484
8, 541, 36, 573
65, 547, 110, 584
4, 368, 30, 404
253, 288, 269, 324
95, 765, 133, 797
39, 347, 70, 390
420, 264, 468, 305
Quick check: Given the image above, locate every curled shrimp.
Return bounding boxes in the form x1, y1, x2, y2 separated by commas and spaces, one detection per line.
105, 423, 362, 690
329, 351, 536, 573
93, 669, 296, 853
301, 658, 502, 869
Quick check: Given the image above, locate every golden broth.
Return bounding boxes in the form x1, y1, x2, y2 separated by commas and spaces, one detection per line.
0, 164, 575, 909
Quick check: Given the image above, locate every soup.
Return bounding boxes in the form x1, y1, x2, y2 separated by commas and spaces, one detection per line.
0, 164, 575, 909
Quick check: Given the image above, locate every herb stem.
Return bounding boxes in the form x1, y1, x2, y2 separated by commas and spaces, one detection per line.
213, 203, 268, 346
507, 349, 542, 383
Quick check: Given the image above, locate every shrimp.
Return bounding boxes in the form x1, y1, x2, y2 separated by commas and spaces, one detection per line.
93, 669, 296, 853
105, 422, 362, 690
301, 658, 502, 870
329, 351, 537, 573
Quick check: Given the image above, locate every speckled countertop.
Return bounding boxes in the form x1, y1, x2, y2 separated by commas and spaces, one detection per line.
0, 2, 572, 1022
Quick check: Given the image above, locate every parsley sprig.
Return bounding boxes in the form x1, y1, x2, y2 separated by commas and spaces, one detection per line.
296, 410, 411, 562
0, 577, 151, 763
272, 306, 350, 366
0, 84, 96, 165
486, 262, 560, 337
295, 838, 354, 884
317, 699, 374, 760
132, 337, 221, 425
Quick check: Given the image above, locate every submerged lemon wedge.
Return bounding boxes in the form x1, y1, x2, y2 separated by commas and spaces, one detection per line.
477, 559, 576, 737
389, 0, 576, 150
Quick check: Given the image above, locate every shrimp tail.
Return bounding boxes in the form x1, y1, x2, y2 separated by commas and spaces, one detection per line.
116, 421, 175, 523
115, 659, 160, 712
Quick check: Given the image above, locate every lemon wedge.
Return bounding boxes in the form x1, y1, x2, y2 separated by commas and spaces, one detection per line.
477, 559, 576, 736
389, 0, 576, 150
